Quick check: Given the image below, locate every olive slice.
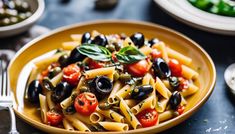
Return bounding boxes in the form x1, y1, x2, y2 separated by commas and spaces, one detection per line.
153, 58, 171, 78
90, 76, 113, 100
130, 32, 145, 48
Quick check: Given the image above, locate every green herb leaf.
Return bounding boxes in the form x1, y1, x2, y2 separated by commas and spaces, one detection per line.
115, 46, 146, 64
78, 44, 112, 61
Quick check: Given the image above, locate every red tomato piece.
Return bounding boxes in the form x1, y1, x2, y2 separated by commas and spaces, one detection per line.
177, 105, 185, 115
46, 109, 63, 126
126, 59, 151, 77
168, 59, 182, 77
63, 64, 81, 86
178, 77, 189, 91
151, 49, 162, 59
74, 92, 98, 116
88, 59, 105, 69
137, 109, 158, 128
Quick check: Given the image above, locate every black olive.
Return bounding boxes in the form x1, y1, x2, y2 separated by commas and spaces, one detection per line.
130, 32, 145, 48
169, 91, 182, 109
131, 85, 153, 100
51, 82, 73, 103
65, 105, 76, 115
148, 38, 160, 47
48, 67, 61, 79
153, 58, 171, 78
91, 35, 108, 47
42, 78, 55, 91
81, 32, 91, 44
58, 54, 69, 67
68, 46, 86, 64
27, 80, 43, 103
90, 76, 113, 100
169, 76, 180, 90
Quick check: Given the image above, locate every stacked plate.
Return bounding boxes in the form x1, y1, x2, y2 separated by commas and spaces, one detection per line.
154, 0, 235, 35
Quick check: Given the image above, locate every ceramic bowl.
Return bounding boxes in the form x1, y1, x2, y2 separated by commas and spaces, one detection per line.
8, 20, 216, 134
0, 0, 45, 37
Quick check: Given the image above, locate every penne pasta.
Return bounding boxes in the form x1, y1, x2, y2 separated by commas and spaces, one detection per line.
98, 122, 129, 131
119, 98, 141, 129
60, 96, 72, 109
62, 118, 74, 131
39, 94, 48, 124
70, 34, 82, 42
166, 47, 192, 66
115, 85, 132, 100
50, 72, 63, 87
34, 53, 64, 69
123, 37, 135, 47
139, 46, 152, 56
155, 77, 172, 99
90, 112, 104, 124
96, 107, 125, 123
65, 115, 90, 132
108, 81, 122, 104
181, 83, 199, 97
84, 67, 115, 79
156, 98, 169, 113
62, 41, 79, 50
142, 73, 151, 85
124, 99, 138, 108
131, 95, 156, 115
46, 91, 55, 109
159, 110, 175, 122
181, 65, 199, 80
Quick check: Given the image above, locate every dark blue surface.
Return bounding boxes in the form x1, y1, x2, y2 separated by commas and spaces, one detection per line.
1, 0, 235, 133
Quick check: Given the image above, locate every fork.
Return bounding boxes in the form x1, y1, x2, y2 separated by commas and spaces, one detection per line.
0, 59, 19, 134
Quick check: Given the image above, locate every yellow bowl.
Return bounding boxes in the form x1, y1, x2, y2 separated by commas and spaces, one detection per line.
8, 20, 216, 134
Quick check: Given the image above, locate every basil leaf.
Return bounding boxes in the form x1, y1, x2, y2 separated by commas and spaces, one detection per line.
115, 46, 146, 64
78, 44, 112, 61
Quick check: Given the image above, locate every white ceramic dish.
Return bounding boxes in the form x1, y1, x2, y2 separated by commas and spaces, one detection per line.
154, 0, 235, 35
0, 0, 45, 38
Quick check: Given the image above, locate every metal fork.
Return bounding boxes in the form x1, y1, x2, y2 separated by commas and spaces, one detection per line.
0, 59, 19, 134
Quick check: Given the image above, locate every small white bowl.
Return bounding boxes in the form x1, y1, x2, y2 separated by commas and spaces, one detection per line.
0, 0, 45, 38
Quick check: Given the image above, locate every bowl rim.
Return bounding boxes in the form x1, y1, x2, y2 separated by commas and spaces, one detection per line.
0, 0, 45, 31
8, 20, 216, 133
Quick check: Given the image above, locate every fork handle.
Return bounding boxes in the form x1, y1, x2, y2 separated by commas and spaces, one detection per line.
8, 106, 19, 134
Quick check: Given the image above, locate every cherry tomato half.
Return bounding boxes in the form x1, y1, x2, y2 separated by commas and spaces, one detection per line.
178, 77, 189, 91
168, 59, 182, 77
151, 49, 162, 59
46, 109, 63, 126
126, 59, 151, 77
74, 92, 98, 116
88, 59, 105, 69
63, 64, 81, 86
177, 105, 185, 115
137, 109, 158, 128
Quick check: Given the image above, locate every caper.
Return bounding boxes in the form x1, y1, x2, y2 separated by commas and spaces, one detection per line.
113, 71, 119, 81
119, 73, 131, 82
106, 44, 115, 52
98, 102, 112, 110
112, 42, 121, 51
79, 86, 90, 93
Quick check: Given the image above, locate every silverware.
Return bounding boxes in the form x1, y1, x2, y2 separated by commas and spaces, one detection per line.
0, 59, 19, 134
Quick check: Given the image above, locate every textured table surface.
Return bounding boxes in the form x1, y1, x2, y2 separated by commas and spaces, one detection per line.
1, 0, 235, 134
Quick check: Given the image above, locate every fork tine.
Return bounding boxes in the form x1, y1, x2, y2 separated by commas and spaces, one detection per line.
0, 60, 3, 96
6, 69, 10, 96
